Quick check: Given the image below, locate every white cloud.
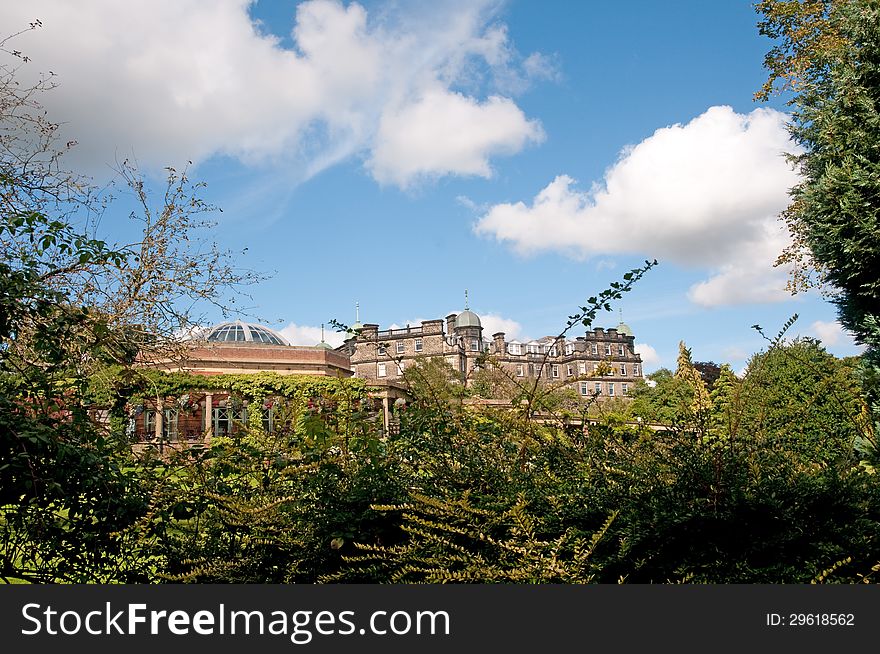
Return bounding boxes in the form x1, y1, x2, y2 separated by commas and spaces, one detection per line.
279, 322, 345, 348
721, 345, 749, 362
2, 0, 546, 187
634, 343, 660, 369
368, 88, 543, 187
522, 52, 560, 82
810, 320, 844, 346
475, 105, 801, 306
478, 313, 524, 340
808, 320, 864, 351
687, 223, 791, 307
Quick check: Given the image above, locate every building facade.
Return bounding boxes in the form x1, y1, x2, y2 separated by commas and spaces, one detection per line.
345, 309, 643, 400
133, 320, 354, 446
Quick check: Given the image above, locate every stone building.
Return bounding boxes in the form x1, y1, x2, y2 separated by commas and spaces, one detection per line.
133, 320, 354, 445
143, 320, 352, 378
344, 307, 643, 400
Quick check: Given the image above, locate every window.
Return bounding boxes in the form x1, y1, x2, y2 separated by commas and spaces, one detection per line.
593, 363, 599, 374
378, 343, 386, 355
565, 343, 573, 355
580, 382, 589, 396
622, 383, 629, 396
509, 343, 521, 355
594, 382, 602, 394
396, 341, 405, 354
471, 339, 479, 351
527, 344, 539, 354
377, 362, 386, 377
620, 364, 627, 376
144, 409, 179, 441
552, 365, 559, 378
567, 365, 574, 377
633, 364, 640, 376
549, 346, 557, 357
618, 344, 625, 356
397, 361, 405, 375
528, 364, 535, 376
608, 383, 615, 397
578, 362, 587, 375
517, 364, 524, 377
591, 343, 598, 355
414, 338, 423, 352
460, 359, 466, 372
605, 344, 612, 356
212, 406, 246, 438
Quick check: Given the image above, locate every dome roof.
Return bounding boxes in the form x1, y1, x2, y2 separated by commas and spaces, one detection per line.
616, 322, 634, 337
202, 320, 290, 346
456, 309, 481, 328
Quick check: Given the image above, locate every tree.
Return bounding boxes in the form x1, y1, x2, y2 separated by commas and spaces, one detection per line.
756, 0, 880, 444
0, 25, 262, 582
693, 361, 722, 391
739, 337, 868, 461
626, 368, 693, 425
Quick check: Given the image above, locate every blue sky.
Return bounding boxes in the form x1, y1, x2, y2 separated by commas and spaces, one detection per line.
2, 0, 865, 372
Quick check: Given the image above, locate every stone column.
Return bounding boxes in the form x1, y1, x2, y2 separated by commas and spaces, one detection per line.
204, 392, 213, 442
155, 397, 164, 453
382, 396, 391, 435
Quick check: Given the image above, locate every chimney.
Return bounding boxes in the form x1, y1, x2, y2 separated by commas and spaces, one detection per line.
445, 313, 457, 335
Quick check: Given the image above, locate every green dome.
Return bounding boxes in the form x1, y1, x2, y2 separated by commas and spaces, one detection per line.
315, 340, 334, 350
457, 310, 481, 328
616, 322, 633, 337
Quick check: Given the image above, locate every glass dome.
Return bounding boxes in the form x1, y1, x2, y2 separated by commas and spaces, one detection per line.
202, 320, 290, 346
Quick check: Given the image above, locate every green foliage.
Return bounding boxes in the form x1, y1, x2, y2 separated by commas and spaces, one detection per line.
757, 0, 880, 445
151, 419, 405, 583
739, 337, 868, 461
628, 368, 698, 426
582, 428, 880, 583
328, 494, 616, 583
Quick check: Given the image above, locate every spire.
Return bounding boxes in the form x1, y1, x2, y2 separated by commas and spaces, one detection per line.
464, 289, 469, 310
351, 301, 364, 332
315, 322, 333, 349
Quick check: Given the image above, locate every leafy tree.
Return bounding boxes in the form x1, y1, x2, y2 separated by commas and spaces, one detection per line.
675, 342, 711, 419
739, 337, 868, 461
628, 368, 698, 425
756, 0, 880, 449
0, 26, 261, 582
708, 363, 740, 437
693, 360, 722, 391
